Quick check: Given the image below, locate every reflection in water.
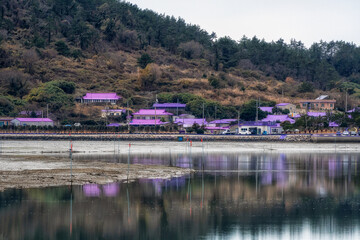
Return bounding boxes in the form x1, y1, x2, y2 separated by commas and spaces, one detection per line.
1, 152, 360, 239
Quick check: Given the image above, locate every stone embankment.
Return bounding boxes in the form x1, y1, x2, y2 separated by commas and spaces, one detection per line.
0, 133, 312, 142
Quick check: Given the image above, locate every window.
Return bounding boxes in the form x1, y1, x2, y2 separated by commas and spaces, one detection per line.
321, 104, 324, 107
330, 104, 333, 107
303, 103, 306, 107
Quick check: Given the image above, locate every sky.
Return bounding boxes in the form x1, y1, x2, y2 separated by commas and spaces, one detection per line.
125, 0, 360, 47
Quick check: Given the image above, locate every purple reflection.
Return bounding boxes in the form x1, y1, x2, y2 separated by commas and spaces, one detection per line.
83, 184, 101, 197
103, 183, 119, 197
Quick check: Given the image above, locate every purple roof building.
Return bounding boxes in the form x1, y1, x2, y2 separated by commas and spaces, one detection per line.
129, 119, 168, 126
133, 109, 173, 122
81, 93, 121, 104
259, 107, 273, 113
307, 112, 327, 117
11, 118, 54, 127
174, 118, 207, 128
152, 103, 186, 115
261, 115, 295, 124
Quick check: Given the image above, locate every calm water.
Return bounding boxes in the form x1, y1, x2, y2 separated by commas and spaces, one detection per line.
1, 150, 360, 239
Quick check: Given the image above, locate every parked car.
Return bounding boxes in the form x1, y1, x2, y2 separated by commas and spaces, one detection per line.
221, 129, 235, 135
336, 131, 341, 136
238, 130, 252, 135
74, 122, 81, 127
342, 131, 350, 136
350, 131, 357, 136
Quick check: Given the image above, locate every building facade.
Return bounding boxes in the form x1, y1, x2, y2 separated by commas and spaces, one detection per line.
0, 118, 14, 127
275, 103, 297, 114
11, 118, 54, 127
299, 100, 336, 111
132, 109, 173, 122
101, 109, 126, 118
152, 103, 186, 115
81, 93, 121, 104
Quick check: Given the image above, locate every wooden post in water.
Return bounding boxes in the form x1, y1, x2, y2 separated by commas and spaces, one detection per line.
127, 143, 131, 181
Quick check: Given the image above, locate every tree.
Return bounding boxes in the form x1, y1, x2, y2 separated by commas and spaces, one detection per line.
23, 49, 39, 74
240, 100, 267, 121
55, 41, 70, 56
138, 63, 161, 90
298, 82, 314, 93
26, 81, 74, 111
137, 53, 153, 69
0, 70, 29, 98
104, 19, 116, 41
178, 40, 204, 59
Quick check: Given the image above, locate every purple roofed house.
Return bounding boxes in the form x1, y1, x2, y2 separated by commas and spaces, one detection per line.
153, 103, 187, 115
133, 109, 173, 122
129, 119, 168, 126
275, 103, 297, 114
174, 118, 207, 128
107, 123, 121, 127
11, 118, 54, 127
259, 107, 273, 113
307, 112, 327, 117
208, 119, 237, 129
329, 122, 339, 127
82, 93, 121, 104
261, 115, 295, 124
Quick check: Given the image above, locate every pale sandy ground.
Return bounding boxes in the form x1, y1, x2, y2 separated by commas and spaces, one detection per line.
0, 140, 359, 155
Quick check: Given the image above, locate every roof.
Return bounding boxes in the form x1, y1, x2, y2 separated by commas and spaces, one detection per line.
237, 121, 282, 127
259, 107, 273, 113
101, 109, 126, 112
307, 112, 326, 117
133, 109, 173, 116
299, 99, 336, 103
315, 95, 329, 100
12, 118, 53, 122
329, 122, 339, 127
174, 118, 207, 125
178, 114, 195, 118
276, 103, 293, 107
209, 119, 237, 124
153, 103, 186, 108
0, 117, 14, 121
205, 126, 229, 130
82, 93, 121, 100
261, 115, 295, 124
107, 123, 120, 127
129, 119, 168, 125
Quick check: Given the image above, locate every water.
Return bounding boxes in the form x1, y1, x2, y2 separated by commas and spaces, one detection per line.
1, 143, 360, 239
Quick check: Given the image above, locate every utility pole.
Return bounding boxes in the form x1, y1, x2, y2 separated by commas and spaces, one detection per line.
202, 102, 205, 125
215, 105, 217, 120
155, 94, 158, 127
255, 99, 259, 122
345, 89, 348, 113
237, 110, 240, 133
177, 98, 179, 116
127, 100, 130, 131
46, 104, 49, 118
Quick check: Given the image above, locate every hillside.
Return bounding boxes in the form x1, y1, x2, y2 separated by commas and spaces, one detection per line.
1, 0, 360, 122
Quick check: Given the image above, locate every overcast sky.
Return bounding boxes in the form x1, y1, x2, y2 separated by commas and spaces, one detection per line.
125, 0, 360, 47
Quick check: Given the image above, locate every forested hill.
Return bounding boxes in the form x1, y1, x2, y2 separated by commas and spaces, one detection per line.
1, 0, 360, 120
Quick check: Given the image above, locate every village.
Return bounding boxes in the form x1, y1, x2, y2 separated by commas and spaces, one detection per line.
0, 92, 358, 135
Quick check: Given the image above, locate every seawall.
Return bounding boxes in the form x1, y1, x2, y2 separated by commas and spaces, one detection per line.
0, 133, 312, 142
